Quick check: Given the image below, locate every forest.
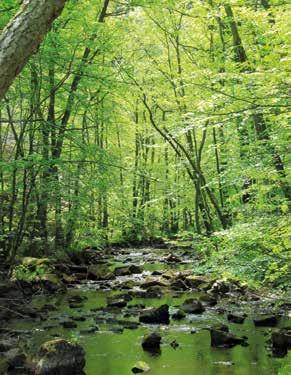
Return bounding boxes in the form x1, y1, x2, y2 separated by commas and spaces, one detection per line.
0, 0, 290, 374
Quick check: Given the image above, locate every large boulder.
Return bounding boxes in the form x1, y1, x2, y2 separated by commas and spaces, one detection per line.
210, 325, 247, 348
181, 299, 205, 314
272, 329, 290, 357
253, 315, 278, 327
139, 304, 169, 324
142, 332, 161, 353
35, 339, 85, 375
11, 258, 64, 294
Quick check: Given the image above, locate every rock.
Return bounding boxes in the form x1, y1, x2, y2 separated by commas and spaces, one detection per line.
68, 295, 87, 304
114, 265, 143, 276
4, 348, 26, 368
142, 332, 161, 353
87, 265, 114, 281
172, 309, 186, 320
245, 292, 260, 301
170, 339, 179, 349
164, 254, 181, 263
132, 361, 151, 373
69, 303, 84, 309
185, 276, 211, 289
199, 282, 213, 291
0, 339, 16, 352
43, 275, 65, 293
119, 280, 136, 290
80, 326, 99, 334
210, 326, 247, 348
128, 303, 145, 309
152, 270, 162, 276
227, 313, 246, 324
162, 270, 176, 280
144, 286, 163, 298
107, 298, 128, 309
254, 315, 278, 327
272, 329, 289, 357
213, 324, 230, 332
62, 274, 78, 284
42, 303, 58, 312
181, 299, 205, 314
22, 257, 50, 268
170, 278, 188, 291
209, 279, 230, 295
139, 304, 170, 324
140, 278, 168, 289
71, 247, 103, 265
62, 321, 77, 329
209, 279, 245, 296
35, 339, 85, 375
286, 329, 291, 347
199, 294, 217, 306
121, 322, 139, 330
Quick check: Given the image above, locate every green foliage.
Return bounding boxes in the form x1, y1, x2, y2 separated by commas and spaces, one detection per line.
193, 214, 290, 288
69, 331, 81, 343
13, 264, 48, 282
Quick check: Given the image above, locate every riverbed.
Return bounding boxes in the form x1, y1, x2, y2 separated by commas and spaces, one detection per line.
3, 247, 291, 374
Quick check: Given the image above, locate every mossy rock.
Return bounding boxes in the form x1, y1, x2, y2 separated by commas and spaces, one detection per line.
35, 339, 85, 375
132, 361, 150, 373
22, 257, 50, 268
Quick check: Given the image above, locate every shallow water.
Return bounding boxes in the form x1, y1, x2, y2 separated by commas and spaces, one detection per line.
5, 248, 291, 375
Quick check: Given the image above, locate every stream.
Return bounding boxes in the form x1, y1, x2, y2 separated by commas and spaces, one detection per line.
3, 247, 290, 375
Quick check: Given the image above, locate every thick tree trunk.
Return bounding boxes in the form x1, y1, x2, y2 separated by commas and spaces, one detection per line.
0, 0, 67, 99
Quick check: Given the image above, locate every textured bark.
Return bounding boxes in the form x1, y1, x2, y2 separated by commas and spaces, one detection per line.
0, 0, 67, 99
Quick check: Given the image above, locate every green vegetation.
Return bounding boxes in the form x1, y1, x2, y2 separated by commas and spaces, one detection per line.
0, 0, 289, 287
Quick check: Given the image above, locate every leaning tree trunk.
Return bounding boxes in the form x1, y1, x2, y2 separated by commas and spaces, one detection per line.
0, 0, 67, 99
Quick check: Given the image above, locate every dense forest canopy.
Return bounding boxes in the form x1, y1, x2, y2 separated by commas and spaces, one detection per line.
0, 0, 289, 284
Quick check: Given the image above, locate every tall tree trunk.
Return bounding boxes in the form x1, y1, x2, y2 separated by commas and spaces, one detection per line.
0, 0, 67, 99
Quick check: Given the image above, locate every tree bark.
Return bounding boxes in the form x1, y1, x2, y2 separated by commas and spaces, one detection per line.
0, 0, 67, 99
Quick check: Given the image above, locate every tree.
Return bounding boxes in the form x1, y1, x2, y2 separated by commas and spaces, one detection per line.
0, 0, 67, 99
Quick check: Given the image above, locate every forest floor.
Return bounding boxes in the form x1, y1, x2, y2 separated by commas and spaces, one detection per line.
0, 244, 290, 374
